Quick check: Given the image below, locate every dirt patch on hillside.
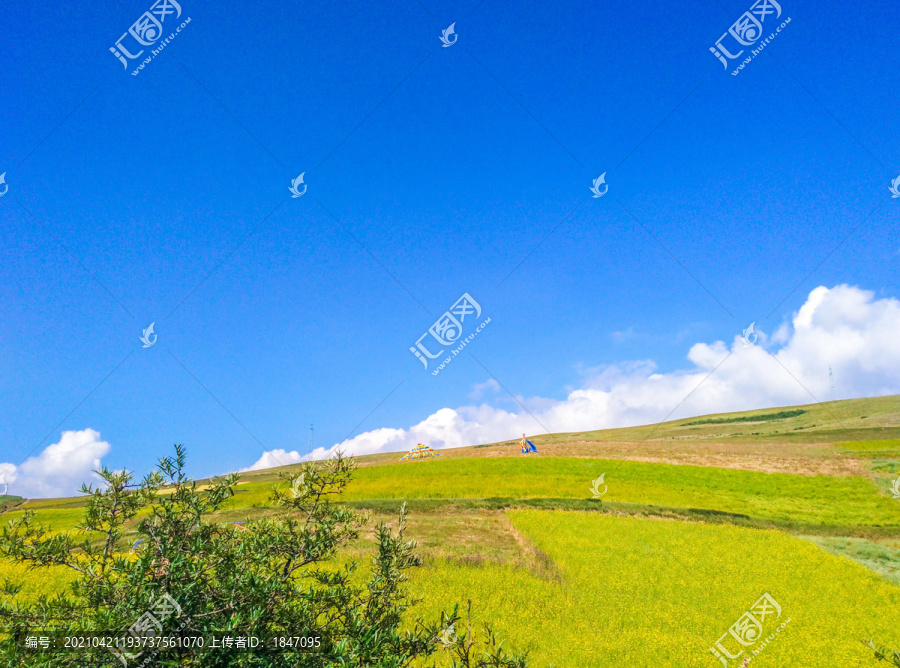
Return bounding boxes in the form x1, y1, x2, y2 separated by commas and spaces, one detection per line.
435, 439, 869, 477
607, 452, 868, 477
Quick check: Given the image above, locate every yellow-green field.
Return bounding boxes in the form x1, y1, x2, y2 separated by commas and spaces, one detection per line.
3, 395, 900, 666
336, 457, 899, 526
10, 455, 899, 532
409, 511, 900, 666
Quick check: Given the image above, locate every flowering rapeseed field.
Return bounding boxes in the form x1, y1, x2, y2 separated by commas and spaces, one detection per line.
409, 510, 900, 666
4, 453, 900, 666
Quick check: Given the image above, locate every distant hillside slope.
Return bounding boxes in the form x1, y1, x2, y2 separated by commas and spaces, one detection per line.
238, 394, 899, 483
8, 395, 899, 501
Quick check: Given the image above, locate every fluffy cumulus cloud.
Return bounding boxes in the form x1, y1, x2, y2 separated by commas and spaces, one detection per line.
1, 429, 111, 499
244, 284, 900, 470
240, 449, 304, 472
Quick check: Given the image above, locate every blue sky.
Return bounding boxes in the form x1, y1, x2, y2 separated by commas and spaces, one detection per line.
1, 0, 898, 494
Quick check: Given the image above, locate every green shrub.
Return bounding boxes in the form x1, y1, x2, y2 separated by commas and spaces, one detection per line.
0, 446, 531, 667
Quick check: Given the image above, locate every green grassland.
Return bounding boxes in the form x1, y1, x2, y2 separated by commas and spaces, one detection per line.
556, 395, 900, 444
3, 395, 900, 665
335, 457, 898, 526
682, 408, 808, 425
806, 535, 900, 586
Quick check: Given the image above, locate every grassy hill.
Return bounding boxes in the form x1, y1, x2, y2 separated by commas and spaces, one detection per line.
3, 394, 899, 666
231, 394, 900, 486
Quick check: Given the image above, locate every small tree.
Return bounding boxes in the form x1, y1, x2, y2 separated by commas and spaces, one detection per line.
437, 601, 532, 668
0, 446, 532, 667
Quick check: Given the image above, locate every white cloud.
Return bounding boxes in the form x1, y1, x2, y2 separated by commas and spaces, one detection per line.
241, 448, 304, 472
245, 285, 900, 469
1, 429, 111, 498
611, 326, 636, 342
468, 378, 501, 400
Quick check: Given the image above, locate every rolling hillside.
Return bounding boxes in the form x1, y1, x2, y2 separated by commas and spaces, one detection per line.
3, 395, 899, 666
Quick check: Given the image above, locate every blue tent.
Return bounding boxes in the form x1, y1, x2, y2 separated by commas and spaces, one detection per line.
519, 434, 538, 453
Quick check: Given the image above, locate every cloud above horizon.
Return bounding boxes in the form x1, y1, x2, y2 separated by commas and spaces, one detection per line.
245, 284, 900, 471
0, 429, 110, 499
